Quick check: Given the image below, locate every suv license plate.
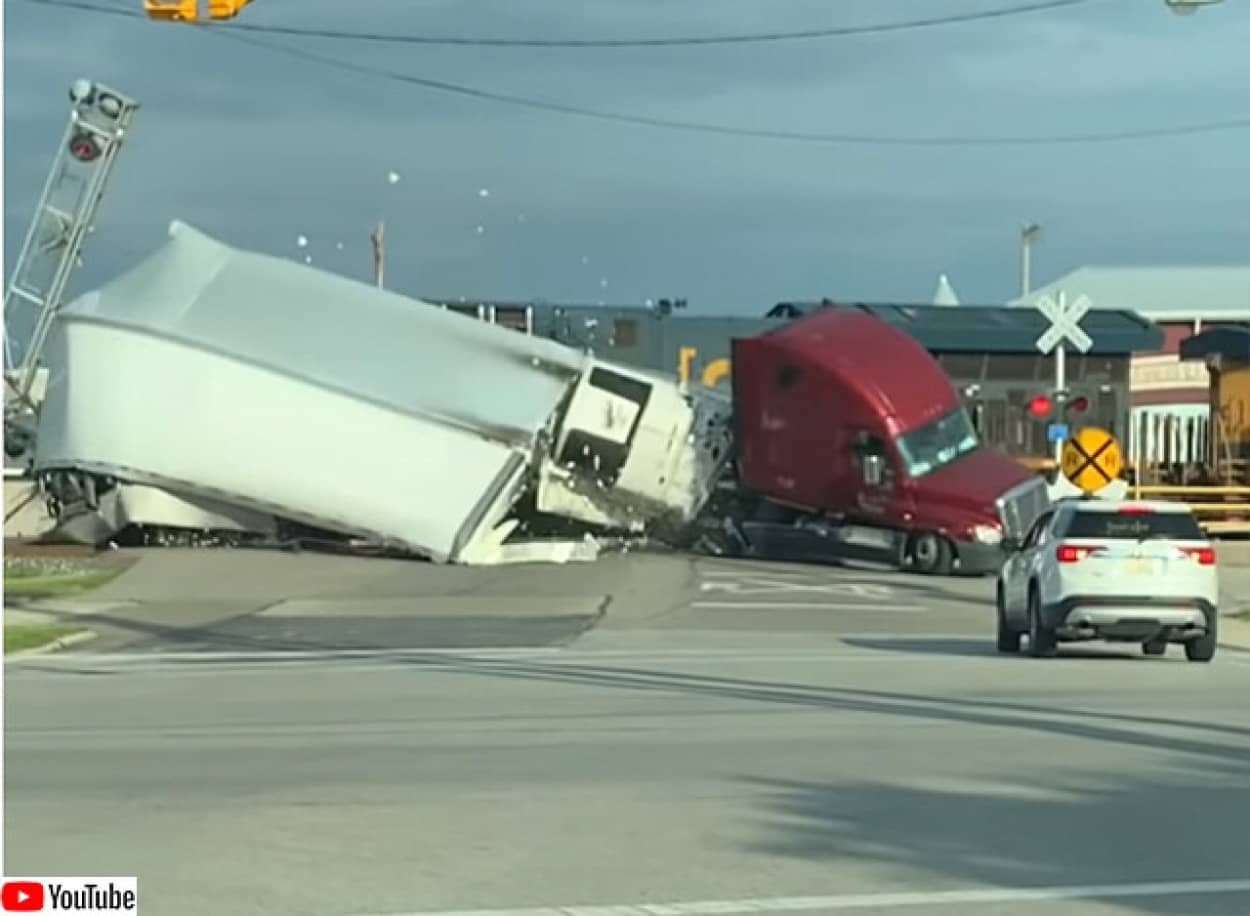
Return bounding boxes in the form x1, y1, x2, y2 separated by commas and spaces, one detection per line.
1126, 558, 1154, 576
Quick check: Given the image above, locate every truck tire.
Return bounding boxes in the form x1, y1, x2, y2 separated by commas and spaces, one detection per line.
909, 531, 953, 576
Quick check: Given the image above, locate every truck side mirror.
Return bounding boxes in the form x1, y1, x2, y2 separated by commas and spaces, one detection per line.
862, 454, 885, 486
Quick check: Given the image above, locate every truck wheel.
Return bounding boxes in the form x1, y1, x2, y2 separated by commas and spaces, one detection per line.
1027, 588, 1056, 658
1142, 638, 1167, 656
996, 585, 1021, 653
909, 531, 953, 576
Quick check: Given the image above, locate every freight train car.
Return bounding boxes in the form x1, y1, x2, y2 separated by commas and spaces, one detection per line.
1180, 326, 1250, 473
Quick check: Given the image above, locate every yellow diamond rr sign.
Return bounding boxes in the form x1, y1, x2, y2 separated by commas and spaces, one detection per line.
1061, 426, 1123, 492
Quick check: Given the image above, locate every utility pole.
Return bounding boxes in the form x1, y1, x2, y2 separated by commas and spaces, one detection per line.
1019, 223, 1041, 298
370, 220, 384, 289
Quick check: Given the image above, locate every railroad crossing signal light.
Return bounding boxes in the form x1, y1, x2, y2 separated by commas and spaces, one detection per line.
68, 131, 102, 162
1027, 394, 1052, 418
1066, 395, 1090, 413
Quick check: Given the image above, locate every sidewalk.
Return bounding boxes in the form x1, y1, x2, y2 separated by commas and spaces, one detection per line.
1218, 558, 1250, 650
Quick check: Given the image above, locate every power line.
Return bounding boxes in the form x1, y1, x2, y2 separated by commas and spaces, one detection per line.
202, 29, 1250, 147
17, 0, 1250, 147
16, 0, 1101, 48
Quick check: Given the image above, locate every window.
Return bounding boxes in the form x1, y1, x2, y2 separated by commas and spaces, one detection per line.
852, 430, 886, 460
1023, 511, 1054, 549
895, 407, 980, 478
1060, 509, 1204, 541
851, 430, 895, 486
776, 364, 802, 389
612, 318, 638, 348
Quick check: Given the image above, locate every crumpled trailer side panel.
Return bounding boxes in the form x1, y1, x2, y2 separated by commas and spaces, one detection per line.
36, 315, 542, 561
33, 222, 586, 561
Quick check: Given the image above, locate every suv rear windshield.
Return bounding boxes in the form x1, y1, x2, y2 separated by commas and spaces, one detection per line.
1063, 509, 1204, 541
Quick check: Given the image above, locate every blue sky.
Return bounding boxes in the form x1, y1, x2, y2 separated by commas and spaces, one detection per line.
4, 0, 1250, 315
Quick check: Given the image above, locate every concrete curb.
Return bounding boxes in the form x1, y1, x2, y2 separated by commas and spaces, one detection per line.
6, 628, 98, 660
1217, 615, 1250, 652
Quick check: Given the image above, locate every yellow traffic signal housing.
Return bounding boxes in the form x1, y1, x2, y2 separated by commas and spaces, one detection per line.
143, 0, 253, 21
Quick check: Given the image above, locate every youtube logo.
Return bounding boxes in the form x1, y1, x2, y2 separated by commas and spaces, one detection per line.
0, 877, 137, 912
1, 881, 44, 912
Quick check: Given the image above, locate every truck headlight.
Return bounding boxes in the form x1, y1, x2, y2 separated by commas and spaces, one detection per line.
971, 524, 1003, 545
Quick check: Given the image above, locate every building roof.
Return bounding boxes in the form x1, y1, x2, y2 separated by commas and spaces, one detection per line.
1009, 266, 1250, 321
1179, 326, 1250, 364
767, 301, 1162, 354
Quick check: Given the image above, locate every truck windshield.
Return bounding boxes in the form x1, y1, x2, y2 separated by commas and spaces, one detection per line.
895, 407, 979, 478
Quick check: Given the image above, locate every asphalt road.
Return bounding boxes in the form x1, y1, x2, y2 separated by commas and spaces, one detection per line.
8, 552, 1250, 916
11, 549, 998, 653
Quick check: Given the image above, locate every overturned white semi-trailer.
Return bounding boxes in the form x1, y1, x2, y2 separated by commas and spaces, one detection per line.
32, 221, 732, 563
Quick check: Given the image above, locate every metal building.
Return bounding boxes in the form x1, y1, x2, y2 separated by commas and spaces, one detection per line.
1011, 265, 1250, 466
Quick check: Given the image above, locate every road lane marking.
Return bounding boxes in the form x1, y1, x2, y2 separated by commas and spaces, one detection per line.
691, 601, 924, 611
699, 580, 895, 598
699, 569, 884, 579
340, 877, 1250, 916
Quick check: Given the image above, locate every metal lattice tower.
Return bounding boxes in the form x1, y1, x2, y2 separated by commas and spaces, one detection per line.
3, 79, 139, 412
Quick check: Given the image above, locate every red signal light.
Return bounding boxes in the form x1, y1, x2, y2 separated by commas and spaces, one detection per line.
1027, 395, 1052, 418
69, 133, 101, 162
1067, 396, 1090, 412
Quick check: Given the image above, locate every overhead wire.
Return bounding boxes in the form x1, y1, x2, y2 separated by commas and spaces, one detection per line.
21, 0, 1100, 48
16, 0, 1250, 147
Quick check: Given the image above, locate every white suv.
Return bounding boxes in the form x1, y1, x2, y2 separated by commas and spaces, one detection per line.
996, 498, 1218, 661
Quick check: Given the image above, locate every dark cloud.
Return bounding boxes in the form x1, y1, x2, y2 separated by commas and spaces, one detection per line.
4, 0, 1250, 313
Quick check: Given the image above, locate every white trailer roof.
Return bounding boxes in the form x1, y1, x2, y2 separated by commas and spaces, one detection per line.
59, 221, 589, 443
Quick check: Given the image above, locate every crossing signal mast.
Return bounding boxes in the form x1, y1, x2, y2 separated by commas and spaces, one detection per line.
3, 79, 139, 457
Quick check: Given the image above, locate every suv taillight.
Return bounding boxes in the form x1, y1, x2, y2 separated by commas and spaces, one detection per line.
1056, 543, 1098, 563
1183, 546, 1216, 566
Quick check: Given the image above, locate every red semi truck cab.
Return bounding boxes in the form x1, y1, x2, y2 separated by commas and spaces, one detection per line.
730, 306, 1050, 574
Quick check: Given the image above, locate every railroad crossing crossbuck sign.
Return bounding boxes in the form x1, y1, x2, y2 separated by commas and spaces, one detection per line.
1034, 292, 1093, 354
1061, 426, 1123, 492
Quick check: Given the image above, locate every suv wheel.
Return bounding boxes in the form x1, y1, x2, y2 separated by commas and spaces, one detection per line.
1184, 621, 1217, 663
996, 585, 1021, 653
1027, 588, 1056, 658
1142, 638, 1167, 657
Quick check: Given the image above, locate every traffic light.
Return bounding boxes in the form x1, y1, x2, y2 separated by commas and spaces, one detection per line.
208, 0, 253, 18
143, 0, 252, 21
142, 0, 197, 19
